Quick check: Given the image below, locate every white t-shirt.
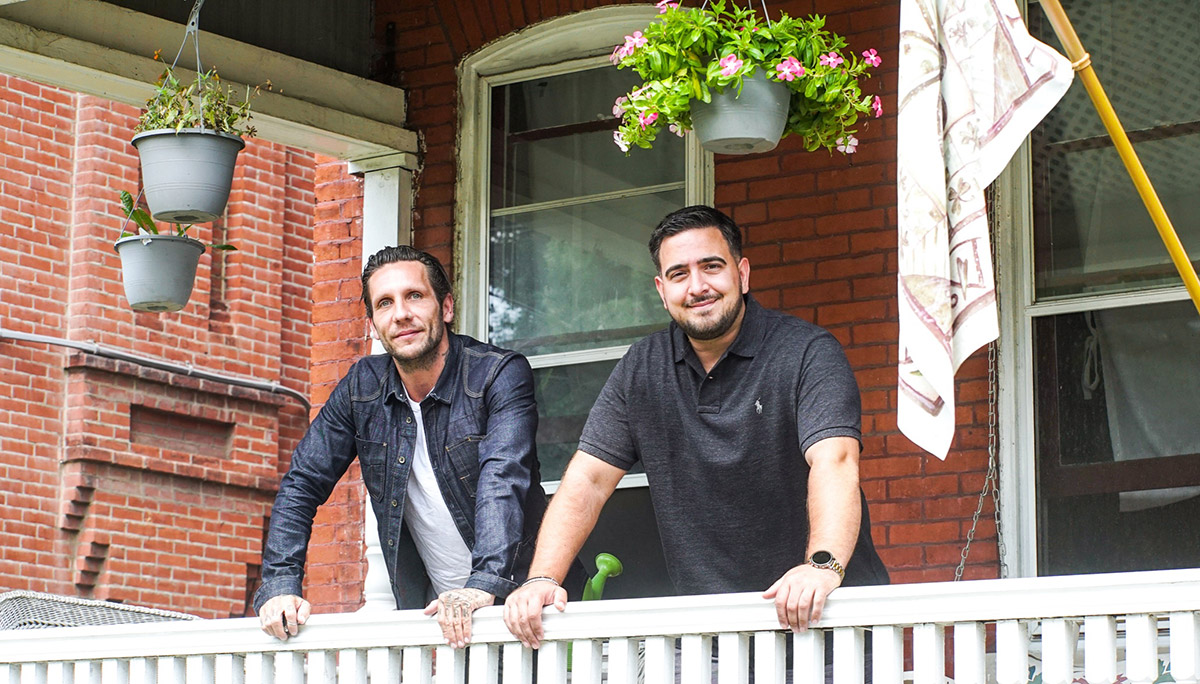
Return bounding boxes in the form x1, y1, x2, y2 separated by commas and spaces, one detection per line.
403, 397, 472, 595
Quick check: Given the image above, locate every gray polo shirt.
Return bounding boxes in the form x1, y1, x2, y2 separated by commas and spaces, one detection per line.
579, 296, 888, 594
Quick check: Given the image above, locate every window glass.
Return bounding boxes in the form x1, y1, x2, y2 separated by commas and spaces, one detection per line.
1029, 0, 1200, 300
1033, 300, 1200, 574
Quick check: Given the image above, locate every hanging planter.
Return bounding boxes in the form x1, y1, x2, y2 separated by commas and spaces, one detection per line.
112, 190, 235, 313
610, 0, 884, 156
113, 234, 206, 313
132, 0, 263, 224
132, 128, 245, 223
690, 71, 791, 154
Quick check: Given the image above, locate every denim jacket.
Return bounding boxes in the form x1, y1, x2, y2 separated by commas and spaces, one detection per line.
254, 333, 581, 611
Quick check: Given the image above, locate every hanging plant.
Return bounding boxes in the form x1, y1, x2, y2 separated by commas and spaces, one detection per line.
610, 0, 883, 155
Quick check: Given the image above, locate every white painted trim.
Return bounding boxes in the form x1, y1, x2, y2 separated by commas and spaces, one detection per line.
348, 154, 421, 175
0, 4, 415, 159
526, 345, 631, 369
1025, 285, 1192, 318
491, 182, 687, 218
543, 472, 647, 494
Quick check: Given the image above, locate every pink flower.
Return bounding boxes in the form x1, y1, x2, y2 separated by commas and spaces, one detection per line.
655, 0, 679, 12
862, 49, 881, 68
819, 52, 844, 68
836, 135, 858, 154
872, 95, 883, 118
613, 96, 628, 117
613, 130, 630, 152
625, 31, 647, 50
609, 44, 632, 65
719, 54, 744, 77
638, 111, 659, 129
774, 56, 805, 82
668, 123, 686, 137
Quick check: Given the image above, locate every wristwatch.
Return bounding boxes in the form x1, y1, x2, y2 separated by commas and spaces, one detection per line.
807, 550, 845, 581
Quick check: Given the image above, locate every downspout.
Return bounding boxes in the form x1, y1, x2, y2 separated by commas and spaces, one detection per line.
0, 327, 311, 414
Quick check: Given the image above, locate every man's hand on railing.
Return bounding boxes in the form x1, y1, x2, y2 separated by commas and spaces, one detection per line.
423, 587, 494, 649
502, 580, 567, 649
258, 594, 312, 640
762, 564, 843, 633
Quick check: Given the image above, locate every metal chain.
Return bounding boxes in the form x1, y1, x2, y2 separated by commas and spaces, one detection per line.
955, 184, 1008, 581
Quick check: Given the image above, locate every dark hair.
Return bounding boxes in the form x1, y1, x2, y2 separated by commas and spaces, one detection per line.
361, 245, 453, 317
648, 205, 744, 271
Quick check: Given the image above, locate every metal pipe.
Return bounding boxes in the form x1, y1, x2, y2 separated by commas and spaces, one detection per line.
1038, 0, 1200, 317
0, 327, 311, 413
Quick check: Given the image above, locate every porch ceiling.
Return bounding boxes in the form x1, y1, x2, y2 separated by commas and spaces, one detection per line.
0, 0, 416, 160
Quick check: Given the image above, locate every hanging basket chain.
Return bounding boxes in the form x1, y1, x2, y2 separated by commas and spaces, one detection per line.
168, 0, 208, 131
955, 186, 1008, 581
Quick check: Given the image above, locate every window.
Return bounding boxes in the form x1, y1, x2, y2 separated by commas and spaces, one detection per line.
457, 7, 712, 486
998, 0, 1200, 577
456, 8, 712, 598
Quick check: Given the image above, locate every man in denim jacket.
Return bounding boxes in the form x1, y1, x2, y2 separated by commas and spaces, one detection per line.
255, 245, 582, 648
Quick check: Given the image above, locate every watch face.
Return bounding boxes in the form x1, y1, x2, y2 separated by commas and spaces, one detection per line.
810, 551, 833, 565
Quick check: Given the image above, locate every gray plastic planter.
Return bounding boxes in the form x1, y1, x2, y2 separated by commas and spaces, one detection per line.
131, 128, 245, 224
113, 234, 206, 312
691, 72, 791, 155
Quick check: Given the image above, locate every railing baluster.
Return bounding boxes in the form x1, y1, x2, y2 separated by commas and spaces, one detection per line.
215, 655, 244, 684
536, 641, 569, 684
500, 643, 531, 684
0, 664, 15, 684
1083, 615, 1117, 684
953, 622, 986, 684
1169, 611, 1200, 684
243, 653, 272, 684
872, 626, 904, 684
834, 627, 865, 684
753, 632, 786, 684
1125, 614, 1158, 684
128, 657, 156, 684
912, 624, 944, 684
273, 651, 305, 684
186, 655, 214, 684
606, 638, 638, 684
401, 647, 432, 683
793, 630, 825, 683
643, 636, 674, 683
1041, 618, 1079, 684
569, 640, 602, 684
20, 663, 48, 684
681, 634, 712, 684
157, 657, 185, 684
306, 650, 337, 684
996, 620, 1029, 684
367, 647, 401, 682
336, 649, 366, 684
102, 659, 129, 684
716, 632, 748, 684
467, 644, 497, 683
434, 646, 465, 684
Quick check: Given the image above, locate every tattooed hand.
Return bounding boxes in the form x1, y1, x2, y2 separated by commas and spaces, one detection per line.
423, 587, 495, 648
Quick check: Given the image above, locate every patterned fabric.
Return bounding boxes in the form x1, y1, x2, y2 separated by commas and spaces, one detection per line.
897, 0, 1073, 458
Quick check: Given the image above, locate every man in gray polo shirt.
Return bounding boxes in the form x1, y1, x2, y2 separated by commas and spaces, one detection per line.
504, 205, 888, 648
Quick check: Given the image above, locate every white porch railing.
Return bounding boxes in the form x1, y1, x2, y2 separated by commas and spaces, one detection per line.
2, 569, 1198, 684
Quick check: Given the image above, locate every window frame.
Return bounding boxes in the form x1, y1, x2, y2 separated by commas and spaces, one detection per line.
994, 48, 1197, 578
455, 6, 714, 491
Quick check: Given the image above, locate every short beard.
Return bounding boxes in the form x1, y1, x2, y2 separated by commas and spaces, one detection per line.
385, 318, 446, 373
675, 293, 743, 341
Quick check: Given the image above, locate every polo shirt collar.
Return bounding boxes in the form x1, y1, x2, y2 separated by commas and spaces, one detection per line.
670, 294, 766, 363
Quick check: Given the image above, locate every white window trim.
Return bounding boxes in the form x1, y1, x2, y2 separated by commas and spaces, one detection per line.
994, 127, 1194, 579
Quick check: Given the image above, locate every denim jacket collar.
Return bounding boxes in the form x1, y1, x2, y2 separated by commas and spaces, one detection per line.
384, 332, 462, 407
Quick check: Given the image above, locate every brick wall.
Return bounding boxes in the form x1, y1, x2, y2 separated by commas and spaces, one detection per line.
359, 0, 1000, 598
0, 74, 315, 617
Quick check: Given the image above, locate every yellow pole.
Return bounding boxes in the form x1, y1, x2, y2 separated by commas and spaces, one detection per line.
1039, 0, 1200, 316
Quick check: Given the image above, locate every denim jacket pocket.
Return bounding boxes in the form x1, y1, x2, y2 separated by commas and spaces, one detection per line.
354, 436, 388, 503
444, 434, 484, 497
